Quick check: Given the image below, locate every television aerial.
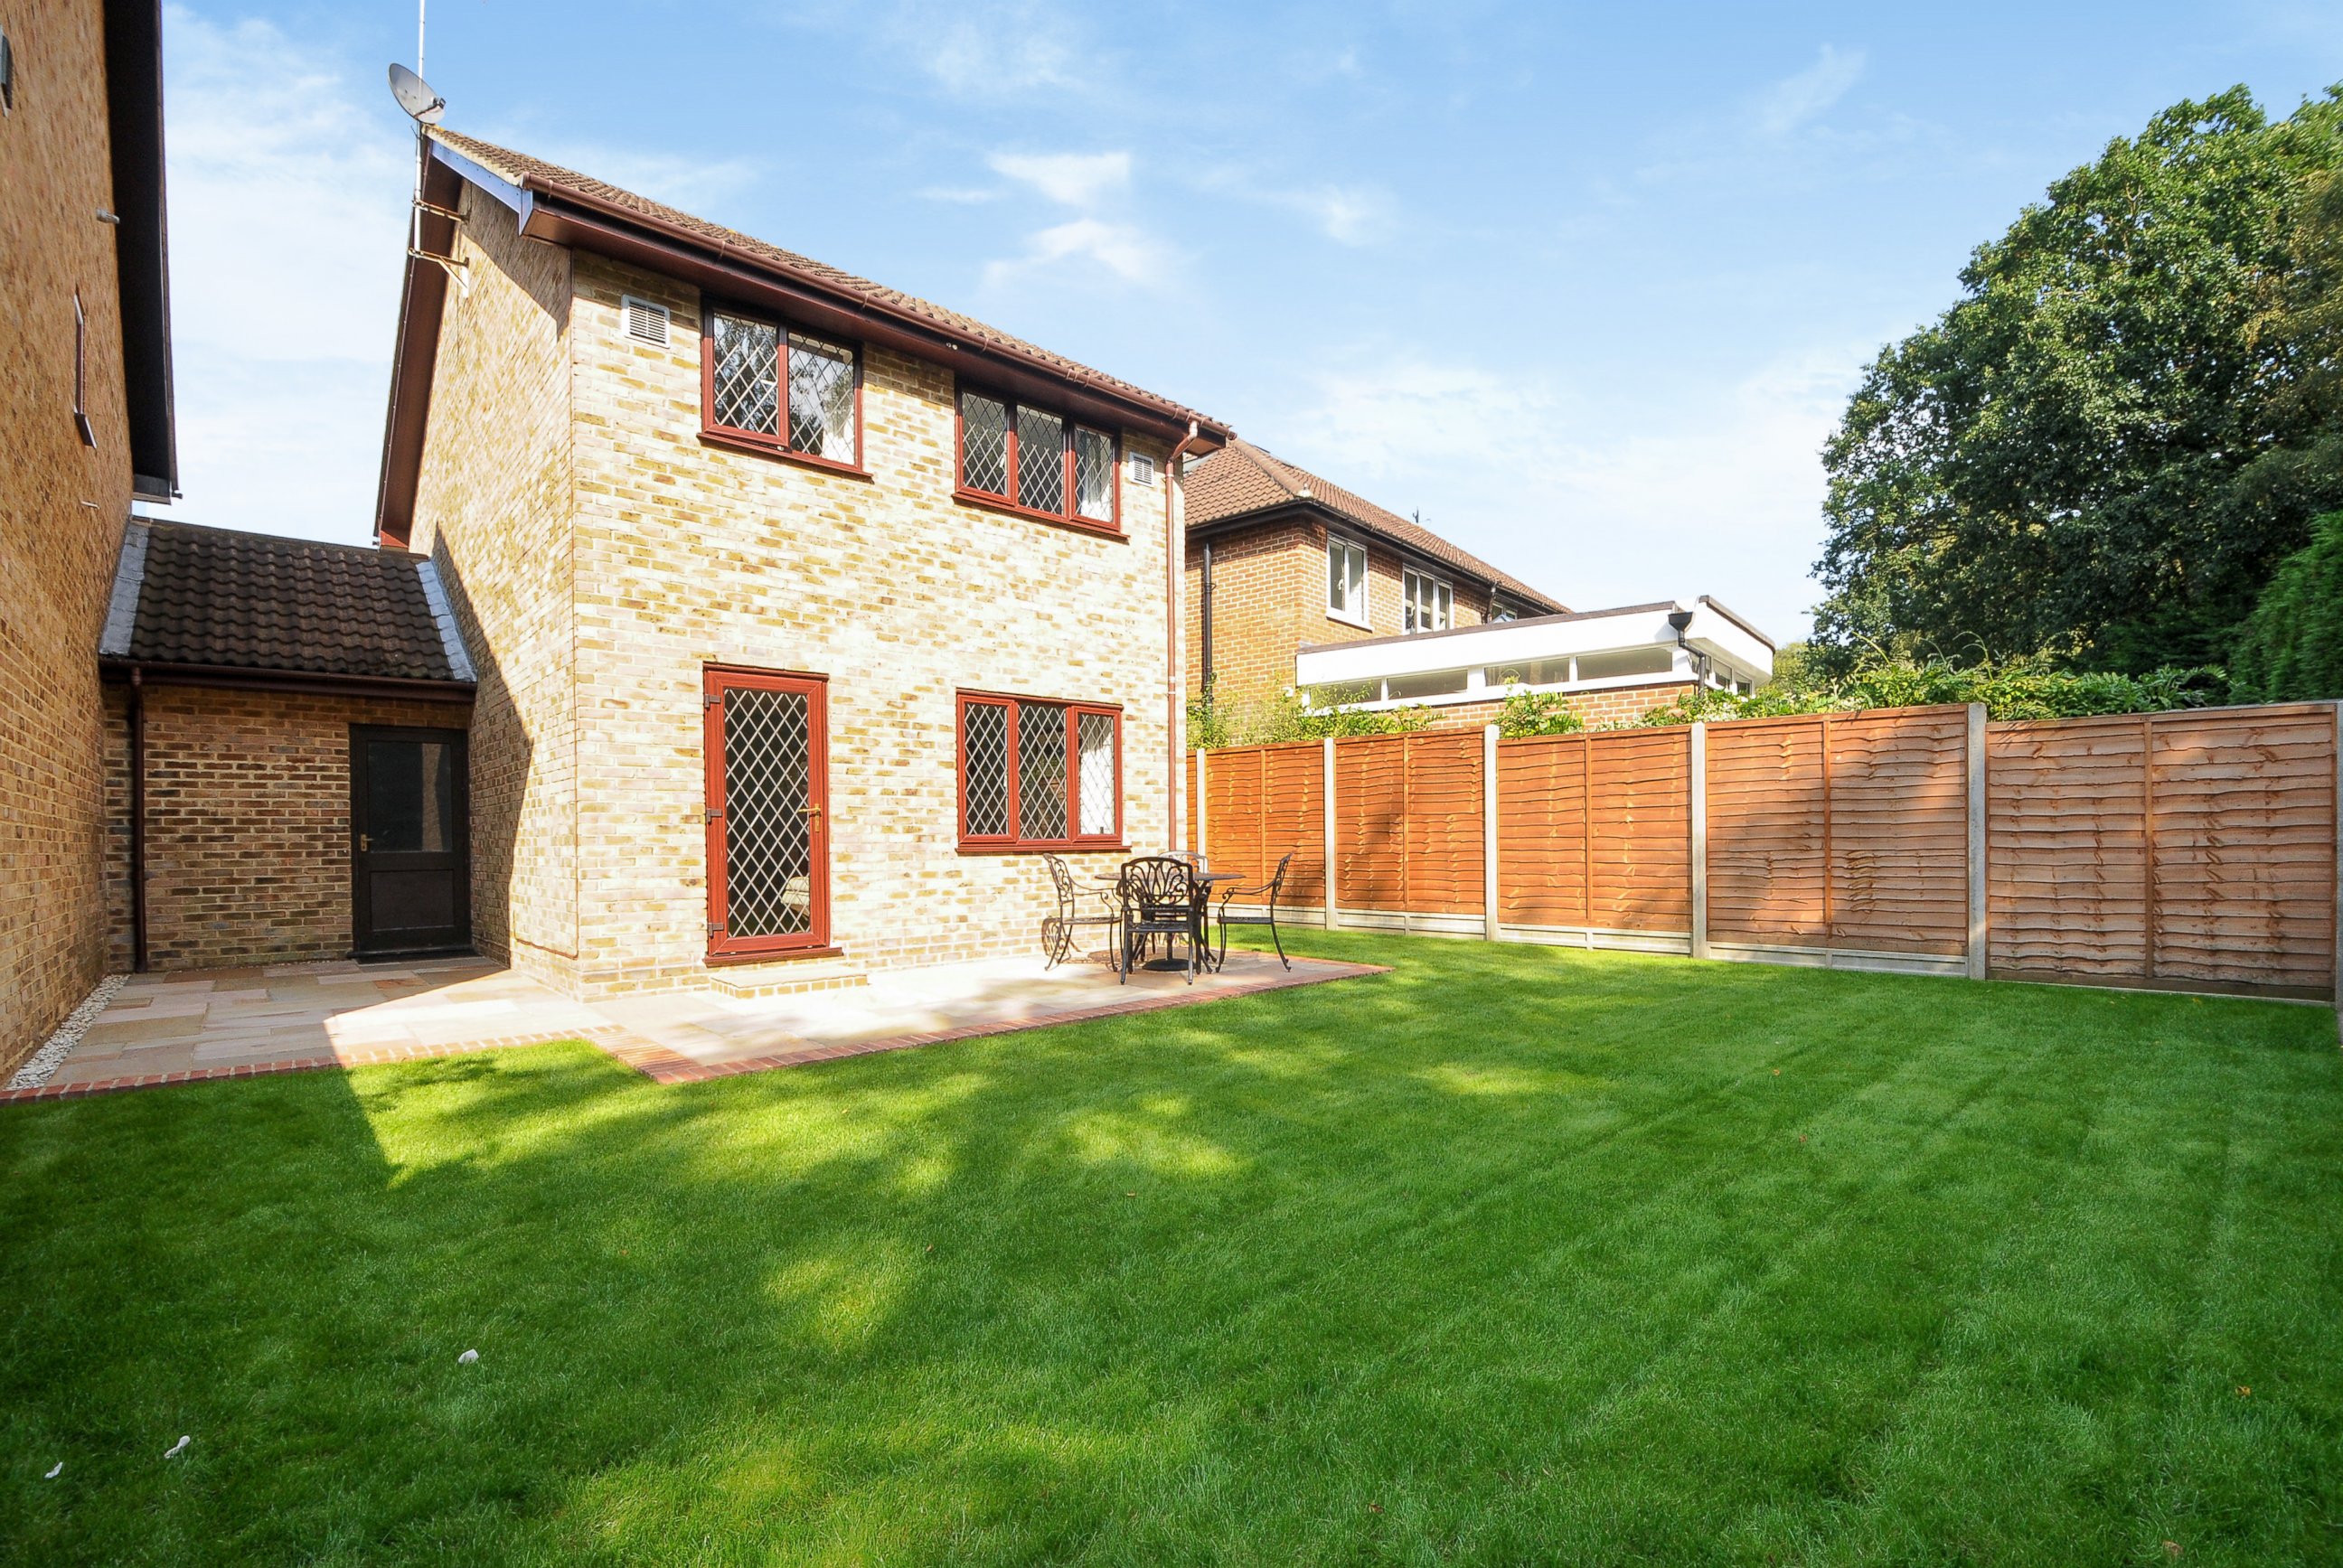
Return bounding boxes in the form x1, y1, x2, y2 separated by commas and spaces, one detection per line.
387, 62, 444, 124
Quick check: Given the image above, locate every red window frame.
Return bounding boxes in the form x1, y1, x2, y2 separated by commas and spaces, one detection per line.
952, 382, 1123, 538
955, 690, 1124, 853
699, 300, 867, 477
704, 665, 837, 961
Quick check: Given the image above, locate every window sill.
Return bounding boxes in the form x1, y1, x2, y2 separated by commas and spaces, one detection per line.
957, 841, 1130, 857
699, 427, 872, 480
1326, 609, 1373, 632
954, 488, 1124, 540
704, 944, 846, 967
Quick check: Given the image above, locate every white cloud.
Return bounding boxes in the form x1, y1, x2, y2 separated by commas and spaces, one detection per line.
1755, 44, 1866, 136
983, 218, 1171, 288
1269, 184, 1392, 246
1275, 346, 1873, 640
987, 150, 1132, 208
883, 0, 1114, 100
156, 6, 414, 544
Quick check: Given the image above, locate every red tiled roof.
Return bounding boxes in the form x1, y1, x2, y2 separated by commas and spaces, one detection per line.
106, 521, 466, 682
428, 128, 1225, 437
1183, 440, 1564, 614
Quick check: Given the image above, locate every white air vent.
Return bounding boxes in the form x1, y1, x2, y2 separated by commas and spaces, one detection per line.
622, 296, 670, 347
1127, 452, 1156, 486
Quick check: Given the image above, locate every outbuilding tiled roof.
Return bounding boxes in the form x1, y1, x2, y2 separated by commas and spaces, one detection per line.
428, 128, 1225, 436
99, 521, 472, 684
1183, 440, 1564, 615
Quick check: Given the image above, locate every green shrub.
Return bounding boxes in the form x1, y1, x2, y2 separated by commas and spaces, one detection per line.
1634, 656, 2225, 727
1495, 688, 1586, 737
2229, 511, 2343, 702
1188, 687, 1432, 747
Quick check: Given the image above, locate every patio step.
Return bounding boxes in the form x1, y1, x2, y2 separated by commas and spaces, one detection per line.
705, 957, 870, 1001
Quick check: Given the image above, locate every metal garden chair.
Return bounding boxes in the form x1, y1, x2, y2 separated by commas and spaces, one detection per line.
1115, 856, 1200, 984
1213, 851, 1294, 971
1041, 853, 1121, 971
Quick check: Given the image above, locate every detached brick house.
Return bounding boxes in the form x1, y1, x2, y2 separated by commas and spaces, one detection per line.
0, 0, 174, 1072
1183, 440, 1773, 731
359, 129, 1229, 997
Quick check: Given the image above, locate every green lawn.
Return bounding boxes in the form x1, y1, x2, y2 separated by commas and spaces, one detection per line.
5, 934, 2342, 1566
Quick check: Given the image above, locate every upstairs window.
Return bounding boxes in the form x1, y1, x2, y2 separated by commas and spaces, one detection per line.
703, 305, 861, 470
1402, 569, 1452, 634
958, 693, 1122, 850
957, 388, 1120, 532
1328, 536, 1369, 624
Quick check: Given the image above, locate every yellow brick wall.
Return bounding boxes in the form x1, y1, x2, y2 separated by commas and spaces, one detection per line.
405, 190, 581, 990
414, 196, 1184, 997
563, 256, 1180, 993
0, 0, 138, 1070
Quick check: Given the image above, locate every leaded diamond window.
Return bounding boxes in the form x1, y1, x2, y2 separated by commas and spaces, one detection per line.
706, 307, 860, 466
787, 333, 857, 464
956, 390, 1123, 532
1074, 427, 1115, 522
1017, 702, 1068, 840
962, 392, 1009, 495
959, 695, 1120, 848
963, 701, 1010, 837
1016, 408, 1066, 514
711, 314, 780, 437
707, 670, 829, 957
1077, 711, 1116, 836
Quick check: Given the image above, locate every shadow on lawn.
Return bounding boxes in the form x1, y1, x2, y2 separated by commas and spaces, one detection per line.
5, 934, 2342, 1565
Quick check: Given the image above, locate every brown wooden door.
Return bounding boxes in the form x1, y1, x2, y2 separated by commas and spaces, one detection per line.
351, 726, 471, 957
705, 669, 832, 958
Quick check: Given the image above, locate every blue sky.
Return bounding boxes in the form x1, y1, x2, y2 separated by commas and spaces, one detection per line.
155, 1, 2343, 642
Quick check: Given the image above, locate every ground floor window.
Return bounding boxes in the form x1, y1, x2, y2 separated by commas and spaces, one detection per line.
958, 692, 1121, 850
705, 667, 831, 957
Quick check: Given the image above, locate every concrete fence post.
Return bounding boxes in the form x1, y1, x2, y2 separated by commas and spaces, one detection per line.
1483, 725, 1501, 942
1967, 702, 1988, 981
1194, 748, 1208, 865
1689, 721, 1708, 961
1322, 737, 1338, 930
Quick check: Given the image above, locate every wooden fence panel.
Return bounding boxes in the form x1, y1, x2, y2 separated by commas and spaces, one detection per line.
1335, 736, 1407, 911
1707, 718, 1826, 944
2149, 707, 2336, 991
1184, 752, 1198, 858
1203, 747, 1266, 891
1829, 709, 1970, 955
1588, 728, 1690, 932
1988, 715, 2150, 978
1497, 735, 1590, 926
1402, 729, 1485, 915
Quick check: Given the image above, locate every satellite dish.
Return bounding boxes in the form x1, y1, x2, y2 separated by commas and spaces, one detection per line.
387, 62, 446, 124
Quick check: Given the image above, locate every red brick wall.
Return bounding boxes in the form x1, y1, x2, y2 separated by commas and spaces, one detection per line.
0, 0, 141, 1070
1380, 681, 1698, 734
103, 686, 473, 971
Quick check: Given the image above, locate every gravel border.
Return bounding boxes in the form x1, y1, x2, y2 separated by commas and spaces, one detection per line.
6, 975, 127, 1092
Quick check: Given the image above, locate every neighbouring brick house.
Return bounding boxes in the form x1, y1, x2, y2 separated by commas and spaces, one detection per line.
0, 0, 174, 1072
1182, 439, 1773, 732
1185, 439, 1565, 709
368, 128, 1230, 998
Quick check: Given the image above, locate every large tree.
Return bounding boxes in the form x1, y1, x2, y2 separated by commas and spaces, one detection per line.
1811, 87, 2343, 677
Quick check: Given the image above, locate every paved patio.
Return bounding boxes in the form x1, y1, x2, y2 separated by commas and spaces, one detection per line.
3, 947, 1381, 1101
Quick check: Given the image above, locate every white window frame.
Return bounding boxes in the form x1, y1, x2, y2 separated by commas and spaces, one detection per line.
1402, 568, 1452, 634
1327, 535, 1370, 628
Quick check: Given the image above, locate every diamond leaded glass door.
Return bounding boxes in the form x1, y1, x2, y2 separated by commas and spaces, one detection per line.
705, 668, 831, 958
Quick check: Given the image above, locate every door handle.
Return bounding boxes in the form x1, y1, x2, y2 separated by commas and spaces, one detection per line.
357, 833, 372, 852
800, 805, 822, 819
